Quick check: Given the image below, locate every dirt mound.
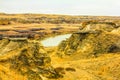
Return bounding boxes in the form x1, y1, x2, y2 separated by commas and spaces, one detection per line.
0, 39, 62, 80
57, 24, 120, 59
79, 21, 118, 33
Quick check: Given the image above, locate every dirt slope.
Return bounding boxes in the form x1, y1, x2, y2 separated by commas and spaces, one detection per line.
0, 39, 62, 80
50, 22, 120, 80
50, 53, 120, 80
57, 22, 120, 59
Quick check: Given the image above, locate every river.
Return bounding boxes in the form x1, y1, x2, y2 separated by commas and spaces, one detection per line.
41, 34, 72, 47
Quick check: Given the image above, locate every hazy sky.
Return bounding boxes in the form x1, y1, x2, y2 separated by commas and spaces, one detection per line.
0, 0, 120, 16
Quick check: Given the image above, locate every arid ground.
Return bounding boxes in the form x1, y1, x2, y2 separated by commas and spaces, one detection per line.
0, 13, 120, 80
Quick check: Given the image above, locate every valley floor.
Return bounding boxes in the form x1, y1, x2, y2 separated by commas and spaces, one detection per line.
49, 48, 120, 80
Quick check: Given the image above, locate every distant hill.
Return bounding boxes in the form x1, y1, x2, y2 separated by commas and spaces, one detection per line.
0, 13, 120, 24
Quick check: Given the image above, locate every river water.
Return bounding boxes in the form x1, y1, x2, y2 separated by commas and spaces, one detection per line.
41, 34, 72, 47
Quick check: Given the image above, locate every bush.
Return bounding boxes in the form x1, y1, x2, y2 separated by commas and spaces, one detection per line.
65, 67, 76, 72
13, 30, 30, 33
0, 19, 10, 25
29, 28, 45, 31
0, 29, 10, 32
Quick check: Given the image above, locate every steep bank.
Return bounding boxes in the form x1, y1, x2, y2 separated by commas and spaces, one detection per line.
57, 22, 120, 59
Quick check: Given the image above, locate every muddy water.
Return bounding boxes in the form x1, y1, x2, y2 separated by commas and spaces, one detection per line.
41, 34, 71, 47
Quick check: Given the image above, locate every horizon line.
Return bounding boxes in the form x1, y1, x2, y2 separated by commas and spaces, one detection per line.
0, 12, 120, 17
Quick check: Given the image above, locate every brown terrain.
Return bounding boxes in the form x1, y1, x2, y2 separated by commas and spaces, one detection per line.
0, 13, 120, 80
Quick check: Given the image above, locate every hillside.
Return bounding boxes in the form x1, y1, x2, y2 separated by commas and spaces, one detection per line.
49, 22, 120, 80
57, 22, 120, 58
0, 39, 62, 80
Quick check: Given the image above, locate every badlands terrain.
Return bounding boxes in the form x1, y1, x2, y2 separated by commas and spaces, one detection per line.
0, 13, 120, 80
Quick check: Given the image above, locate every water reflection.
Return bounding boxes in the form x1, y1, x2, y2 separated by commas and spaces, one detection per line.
41, 34, 71, 47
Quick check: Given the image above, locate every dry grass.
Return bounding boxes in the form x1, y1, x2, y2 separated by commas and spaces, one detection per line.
0, 14, 120, 80
0, 64, 27, 80
49, 52, 120, 80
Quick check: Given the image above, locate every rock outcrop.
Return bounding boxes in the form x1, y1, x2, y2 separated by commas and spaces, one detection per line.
0, 39, 62, 80
79, 21, 118, 33
57, 22, 120, 59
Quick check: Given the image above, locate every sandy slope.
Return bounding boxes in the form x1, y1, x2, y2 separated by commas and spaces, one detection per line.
50, 53, 120, 80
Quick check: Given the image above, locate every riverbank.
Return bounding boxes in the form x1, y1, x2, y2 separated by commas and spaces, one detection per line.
0, 23, 79, 40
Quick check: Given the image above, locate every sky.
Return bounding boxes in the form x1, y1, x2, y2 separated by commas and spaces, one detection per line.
0, 0, 120, 16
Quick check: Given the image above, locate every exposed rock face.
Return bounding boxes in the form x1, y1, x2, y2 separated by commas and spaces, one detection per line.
79, 22, 118, 33
57, 23, 120, 58
0, 39, 62, 80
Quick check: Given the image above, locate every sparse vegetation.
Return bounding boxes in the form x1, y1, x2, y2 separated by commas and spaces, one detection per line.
65, 67, 76, 72
0, 19, 10, 25
0, 13, 120, 80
